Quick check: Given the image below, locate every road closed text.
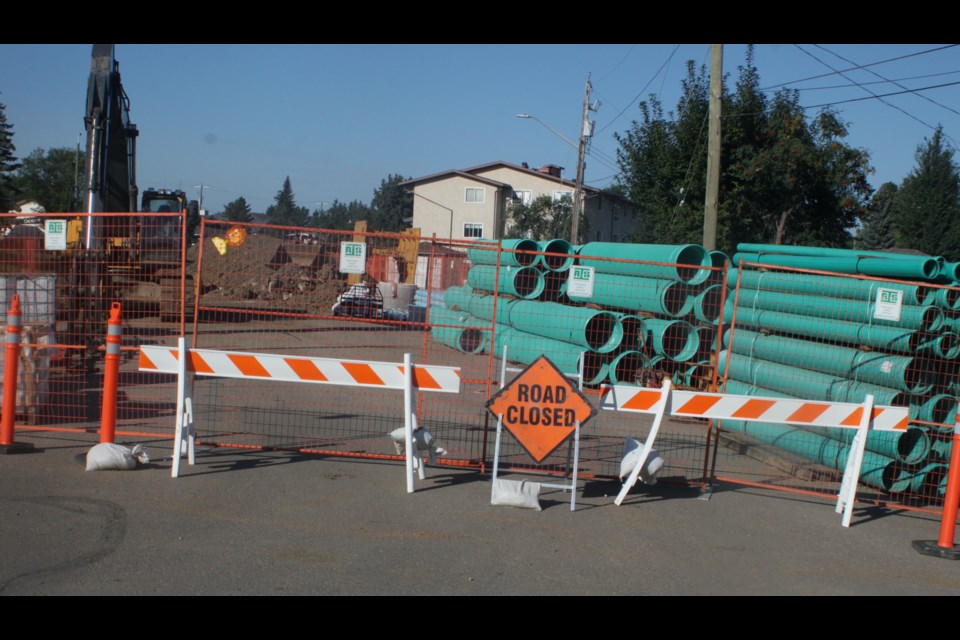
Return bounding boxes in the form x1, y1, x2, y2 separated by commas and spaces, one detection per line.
507, 384, 578, 427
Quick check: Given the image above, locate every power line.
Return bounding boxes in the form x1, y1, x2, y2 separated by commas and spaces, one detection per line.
787, 69, 960, 92
597, 45, 682, 135
597, 45, 637, 81
762, 44, 960, 90
801, 80, 960, 107
813, 44, 960, 118
794, 44, 960, 149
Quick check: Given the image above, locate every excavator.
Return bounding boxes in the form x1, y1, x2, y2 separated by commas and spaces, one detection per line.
69, 44, 198, 337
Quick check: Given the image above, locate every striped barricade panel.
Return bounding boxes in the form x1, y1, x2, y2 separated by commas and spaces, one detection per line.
139, 346, 461, 393
600, 385, 909, 432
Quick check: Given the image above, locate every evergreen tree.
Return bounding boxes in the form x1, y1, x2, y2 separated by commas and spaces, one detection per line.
266, 176, 309, 227
317, 199, 370, 230
12, 147, 82, 212
222, 196, 253, 222
858, 182, 898, 250
892, 126, 960, 257
0, 95, 19, 211
369, 174, 412, 232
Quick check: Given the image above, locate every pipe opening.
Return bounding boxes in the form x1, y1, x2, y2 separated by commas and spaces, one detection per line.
619, 316, 645, 350
696, 285, 723, 323
609, 351, 644, 384
580, 352, 607, 385
512, 268, 540, 298
662, 283, 688, 316
459, 328, 484, 353
511, 239, 540, 267
585, 313, 616, 351
540, 240, 573, 271
897, 427, 930, 465
659, 322, 691, 359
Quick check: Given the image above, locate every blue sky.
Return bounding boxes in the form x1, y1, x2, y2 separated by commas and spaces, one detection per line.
2, 44, 958, 215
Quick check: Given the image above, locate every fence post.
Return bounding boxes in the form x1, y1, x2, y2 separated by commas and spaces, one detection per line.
1, 294, 32, 453
101, 302, 122, 444
913, 420, 960, 559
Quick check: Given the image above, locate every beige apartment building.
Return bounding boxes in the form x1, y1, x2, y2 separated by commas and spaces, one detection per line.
402, 161, 637, 241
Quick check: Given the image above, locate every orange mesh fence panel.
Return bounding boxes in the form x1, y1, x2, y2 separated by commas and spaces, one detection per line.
717, 262, 956, 514
0, 212, 187, 438
191, 219, 454, 461
422, 239, 726, 481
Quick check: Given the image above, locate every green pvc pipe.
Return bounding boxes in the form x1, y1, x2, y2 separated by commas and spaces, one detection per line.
693, 284, 724, 324
718, 417, 905, 492
737, 243, 941, 262
933, 287, 960, 311
693, 326, 718, 363
466, 238, 539, 267
467, 265, 545, 300
645, 318, 699, 362
725, 328, 934, 394
536, 239, 574, 272
494, 327, 607, 384
467, 292, 517, 325
605, 350, 650, 385
733, 287, 943, 332
916, 331, 960, 359
725, 302, 924, 355
568, 273, 693, 317
719, 350, 907, 407
507, 300, 623, 353
442, 285, 473, 310
728, 268, 932, 306
578, 243, 712, 285
911, 393, 957, 426
733, 252, 940, 280
723, 379, 931, 465
615, 314, 646, 351
429, 306, 487, 354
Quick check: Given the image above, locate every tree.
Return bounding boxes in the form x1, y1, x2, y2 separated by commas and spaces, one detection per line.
316, 199, 370, 230
222, 196, 253, 222
266, 176, 309, 227
506, 193, 586, 240
858, 182, 897, 250
892, 126, 960, 257
615, 46, 873, 252
12, 147, 82, 212
0, 95, 18, 211
369, 174, 412, 232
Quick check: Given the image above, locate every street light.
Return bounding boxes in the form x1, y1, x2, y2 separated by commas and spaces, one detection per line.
515, 113, 584, 243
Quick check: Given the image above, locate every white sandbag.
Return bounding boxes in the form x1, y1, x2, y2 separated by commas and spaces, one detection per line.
491, 478, 542, 510
389, 427, 446, 459
86, 443, 149, 471
619, 437, 665, 485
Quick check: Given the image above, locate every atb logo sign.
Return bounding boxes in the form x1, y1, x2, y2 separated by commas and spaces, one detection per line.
567, 266, 595, 298
44, 219, 67, 251
339, 241, 367, 274
874, 287, 903, 322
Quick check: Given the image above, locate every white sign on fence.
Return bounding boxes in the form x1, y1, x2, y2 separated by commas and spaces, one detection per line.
44, 220, 67, 251
339, 241, 367, 274
567, 266, 595, 298
874, 288, 903, 322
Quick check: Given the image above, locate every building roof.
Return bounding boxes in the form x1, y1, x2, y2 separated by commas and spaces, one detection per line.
400, 170, 508, 190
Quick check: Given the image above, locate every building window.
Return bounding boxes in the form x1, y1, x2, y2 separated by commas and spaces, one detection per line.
465, 188, 485, 203
553, 190, 573, 203
464, 223, 484, 238
514, 190, 532, 205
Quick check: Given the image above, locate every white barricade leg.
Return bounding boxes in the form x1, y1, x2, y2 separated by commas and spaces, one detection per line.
615, 378, 672, 506
404, 353, 415, 494
172, 337, 189, 478
836, 394, 874, 528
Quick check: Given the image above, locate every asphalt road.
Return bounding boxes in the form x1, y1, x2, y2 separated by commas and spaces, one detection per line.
1, 430, 957, 595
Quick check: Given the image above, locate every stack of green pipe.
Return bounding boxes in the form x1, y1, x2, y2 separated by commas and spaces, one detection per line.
725, 302, 923, 355
578, 242, 712, 285
724, 328, 934, 394
466, 238, 539, 267
728, 268, 932, 307
732, 287, 943, 332
568, 273, 693, 317
723, 380, 932, 465
467, 292, 517, 325
467, 265, 544, 299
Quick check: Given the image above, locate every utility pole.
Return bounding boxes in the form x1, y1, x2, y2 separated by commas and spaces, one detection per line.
572, 75, 595, 245
703, 44, 723, 251
193, 184, 209, 211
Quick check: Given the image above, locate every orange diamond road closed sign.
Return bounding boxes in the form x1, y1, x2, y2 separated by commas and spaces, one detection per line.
486, 355, 597, 463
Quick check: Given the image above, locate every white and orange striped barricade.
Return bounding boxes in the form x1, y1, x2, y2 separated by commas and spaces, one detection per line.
139, 338, 461, 492
600, 382, 909, 527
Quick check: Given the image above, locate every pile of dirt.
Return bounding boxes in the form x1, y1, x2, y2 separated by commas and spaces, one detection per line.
197, 235, 345, 312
